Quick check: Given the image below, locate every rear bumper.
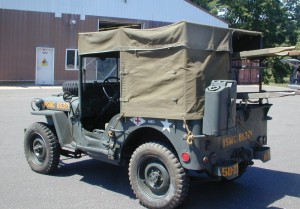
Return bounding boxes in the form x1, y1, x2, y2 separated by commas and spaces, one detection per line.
253, 146, 271, 162
213, 146, 270, 180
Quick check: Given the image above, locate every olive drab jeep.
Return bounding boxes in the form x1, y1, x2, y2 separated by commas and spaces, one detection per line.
25, 21, 279, 209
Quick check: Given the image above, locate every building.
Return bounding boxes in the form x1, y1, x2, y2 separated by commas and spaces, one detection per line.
0, 0, 228, 85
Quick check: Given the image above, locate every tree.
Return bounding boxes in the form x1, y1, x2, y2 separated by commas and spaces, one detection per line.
282, 0, 300, 29
190, 0, 299, 83
191, 0, 299, 47
282, 0, 300, 52
190, 0, 211, 11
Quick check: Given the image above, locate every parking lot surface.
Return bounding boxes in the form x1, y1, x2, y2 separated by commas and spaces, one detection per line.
0, 85, 299, 209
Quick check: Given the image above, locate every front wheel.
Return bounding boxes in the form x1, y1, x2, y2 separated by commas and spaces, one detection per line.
24, 122, 60, 174
129, 142, 189, 209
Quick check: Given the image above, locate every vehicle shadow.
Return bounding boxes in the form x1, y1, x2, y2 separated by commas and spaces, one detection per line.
179, 167, 300, 209
56, 156, 135, 199
56, 157, 300, 209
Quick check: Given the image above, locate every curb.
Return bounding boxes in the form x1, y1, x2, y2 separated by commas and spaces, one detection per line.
0, 86, 62, 90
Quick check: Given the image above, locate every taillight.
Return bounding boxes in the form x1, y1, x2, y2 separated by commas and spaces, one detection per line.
181, 152, 190, 162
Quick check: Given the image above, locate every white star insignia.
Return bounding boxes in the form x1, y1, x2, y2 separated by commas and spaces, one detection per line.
161, 119, 172, 132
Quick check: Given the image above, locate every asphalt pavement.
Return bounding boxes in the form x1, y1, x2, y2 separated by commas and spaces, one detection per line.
0, 85, 299, 209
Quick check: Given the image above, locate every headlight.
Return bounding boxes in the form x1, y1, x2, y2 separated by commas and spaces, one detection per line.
31, 98, 44, 110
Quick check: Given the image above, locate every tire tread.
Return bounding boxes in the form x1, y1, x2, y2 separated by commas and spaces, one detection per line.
128, 142, 189, 209
24, 122, 60, 174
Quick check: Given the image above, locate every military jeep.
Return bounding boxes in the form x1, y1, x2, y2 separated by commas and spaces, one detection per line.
24, 21, 272, 209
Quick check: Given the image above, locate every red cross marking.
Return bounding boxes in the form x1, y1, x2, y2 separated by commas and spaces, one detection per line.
135, 117, 141, 125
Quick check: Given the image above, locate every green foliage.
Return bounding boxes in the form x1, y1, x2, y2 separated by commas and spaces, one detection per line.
262, 67, 271, 84
212, 0, 297, 47
190, 0, 300, 83
190, 0, 220, 15
282, 0, 300, 29
265, 57, 293, 84
297, 30, 300, 49
190, 0, 211, 11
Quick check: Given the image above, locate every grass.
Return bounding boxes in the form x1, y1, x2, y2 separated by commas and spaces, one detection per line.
265, 82, 289, 87
264, 76, 290, 87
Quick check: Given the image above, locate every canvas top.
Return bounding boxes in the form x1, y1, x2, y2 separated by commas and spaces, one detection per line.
78, 21, 262, 120
78, 21, 261, 55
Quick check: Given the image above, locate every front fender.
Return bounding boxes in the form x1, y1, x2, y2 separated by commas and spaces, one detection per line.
31, 110, 73, 146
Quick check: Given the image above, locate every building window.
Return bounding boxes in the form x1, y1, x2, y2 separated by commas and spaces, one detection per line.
65, 49, 78, 70
98, 20, 143, 31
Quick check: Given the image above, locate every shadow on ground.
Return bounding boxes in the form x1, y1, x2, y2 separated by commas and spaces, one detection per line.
55, 157, 300, 209
56, 157, 135, 198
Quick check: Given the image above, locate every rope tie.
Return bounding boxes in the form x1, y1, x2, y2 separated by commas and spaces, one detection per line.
183, 117, 194, 145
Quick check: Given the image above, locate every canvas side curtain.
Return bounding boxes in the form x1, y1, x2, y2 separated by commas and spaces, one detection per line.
120, 47, 230, 120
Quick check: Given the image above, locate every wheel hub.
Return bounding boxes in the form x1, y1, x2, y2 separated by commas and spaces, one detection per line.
148, 169, 162, 185
143, 162, 170, 194
31, 137, 46, 164
33, 143, 44, 157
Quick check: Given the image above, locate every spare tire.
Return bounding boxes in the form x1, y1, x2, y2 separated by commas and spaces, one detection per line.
62, 81, 78, 96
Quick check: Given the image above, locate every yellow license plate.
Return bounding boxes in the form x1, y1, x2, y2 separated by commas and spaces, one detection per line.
216, 162, 239, 180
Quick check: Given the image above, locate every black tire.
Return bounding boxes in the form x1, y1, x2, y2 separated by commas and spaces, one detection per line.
129, 142, 189, 209
62, 80, 78, 96
24, 122, 60, 174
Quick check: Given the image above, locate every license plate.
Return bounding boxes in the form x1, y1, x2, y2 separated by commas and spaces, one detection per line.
215, 162, 239, 180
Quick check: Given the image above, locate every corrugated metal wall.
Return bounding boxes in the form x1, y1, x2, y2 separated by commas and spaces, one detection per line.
0, 0, 228, 28
0, 9, 170, 83
0, 0, 228, 83
0, 9, 89, 82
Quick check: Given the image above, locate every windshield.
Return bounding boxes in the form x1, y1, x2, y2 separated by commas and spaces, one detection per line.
81, 56, 119, 82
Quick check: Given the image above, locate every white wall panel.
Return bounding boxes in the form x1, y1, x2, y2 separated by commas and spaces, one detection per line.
0, 0, 227, 27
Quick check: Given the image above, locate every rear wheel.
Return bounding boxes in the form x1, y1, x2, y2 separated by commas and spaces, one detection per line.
129, 142, 189, 209
24, 122, 60, 174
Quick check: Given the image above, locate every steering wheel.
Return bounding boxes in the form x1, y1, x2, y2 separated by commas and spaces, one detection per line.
102, 77, 120, 103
